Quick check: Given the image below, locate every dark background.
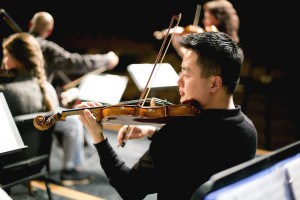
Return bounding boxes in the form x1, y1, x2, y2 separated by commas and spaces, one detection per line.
1, 0, 299, 71
1, 1, 300, 153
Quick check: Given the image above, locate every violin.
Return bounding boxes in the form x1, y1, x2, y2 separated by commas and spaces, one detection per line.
33, 13, 200, 131
153, 25, 204, 40
153, 4, 218, 40
0, 69, 16, 78
179, 25, 204, 36
153, 4, 202, 40
33, 98, 199, 131
0, 69, 17, 83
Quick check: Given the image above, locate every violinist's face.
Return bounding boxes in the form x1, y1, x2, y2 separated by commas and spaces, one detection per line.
2, 49, 18, 70
202, 11, 219, 28
178, 50, 213, 107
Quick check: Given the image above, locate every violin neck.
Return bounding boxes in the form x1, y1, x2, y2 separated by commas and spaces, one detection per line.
60, 106, 103, 119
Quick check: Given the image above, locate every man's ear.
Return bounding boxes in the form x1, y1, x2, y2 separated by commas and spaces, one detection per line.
210, 76, 222, 92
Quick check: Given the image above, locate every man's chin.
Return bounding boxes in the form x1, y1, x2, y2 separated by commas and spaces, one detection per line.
181, 98, 190, 104
179, 97, 185, 104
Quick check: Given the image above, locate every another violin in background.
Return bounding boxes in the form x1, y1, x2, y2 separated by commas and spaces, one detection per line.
153, 4, 218, 40
0, 68, 17, 83
175, 4, 205, 37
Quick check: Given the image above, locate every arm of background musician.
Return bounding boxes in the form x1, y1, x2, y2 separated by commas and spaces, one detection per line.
153, 26, 185, 40
37, 37, 119, 75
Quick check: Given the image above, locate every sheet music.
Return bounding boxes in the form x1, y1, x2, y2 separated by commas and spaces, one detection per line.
0, 93, 24, 154
78, 74, 128, 105
0, 187, 12, 200
284, 155, 300, 200
208, 168, 289, 200
127, 63, 179, 91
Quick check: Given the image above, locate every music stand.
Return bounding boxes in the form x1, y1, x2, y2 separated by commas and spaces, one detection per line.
127, 63, 179, 91
0, 92, 27, 156
78, 74, 129, 105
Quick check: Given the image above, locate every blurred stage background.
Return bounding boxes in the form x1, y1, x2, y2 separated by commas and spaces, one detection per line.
2, 1, 300, 199
1, 0, 300, 150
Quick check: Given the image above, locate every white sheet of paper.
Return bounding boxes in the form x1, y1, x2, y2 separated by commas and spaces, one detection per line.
78, 74, 128, 105
127, 63, 179, 91
0, 93, 22, 154
0, 187, 13, 200
284, 156, 300, 200
211, 168, 289, 200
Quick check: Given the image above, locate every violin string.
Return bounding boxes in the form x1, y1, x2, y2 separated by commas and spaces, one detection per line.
115, 98, 172, 106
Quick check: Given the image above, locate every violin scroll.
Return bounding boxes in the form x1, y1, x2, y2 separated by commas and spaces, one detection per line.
33, 113, 59, 131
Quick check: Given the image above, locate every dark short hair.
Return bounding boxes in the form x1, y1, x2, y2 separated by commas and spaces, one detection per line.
179, 32, 244, 94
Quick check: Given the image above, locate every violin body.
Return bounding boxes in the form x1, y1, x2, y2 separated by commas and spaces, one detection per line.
153, 24, 218, 40
103, 103, 199, 125
179, 25, 204, 36
33, 99, 200, 131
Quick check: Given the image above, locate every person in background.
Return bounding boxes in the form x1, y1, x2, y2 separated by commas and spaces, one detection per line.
154, 0, 240, 58
1, 32, 93, 186
202, 0, 240, 43
28, 11, 119, 78
77, 32, 257, 199
28, 11, 119, 106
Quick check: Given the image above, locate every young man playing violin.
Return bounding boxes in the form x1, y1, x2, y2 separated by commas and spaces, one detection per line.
77, 32, 257, 200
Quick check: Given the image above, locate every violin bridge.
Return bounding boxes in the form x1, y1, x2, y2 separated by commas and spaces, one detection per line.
150, 98, 156, 107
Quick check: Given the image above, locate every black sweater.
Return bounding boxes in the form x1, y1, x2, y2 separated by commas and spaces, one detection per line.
94, 106, 257, 200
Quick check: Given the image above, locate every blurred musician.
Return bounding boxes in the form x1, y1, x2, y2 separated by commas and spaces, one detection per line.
154, 0, 240, 58
28, 11, 119, 78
